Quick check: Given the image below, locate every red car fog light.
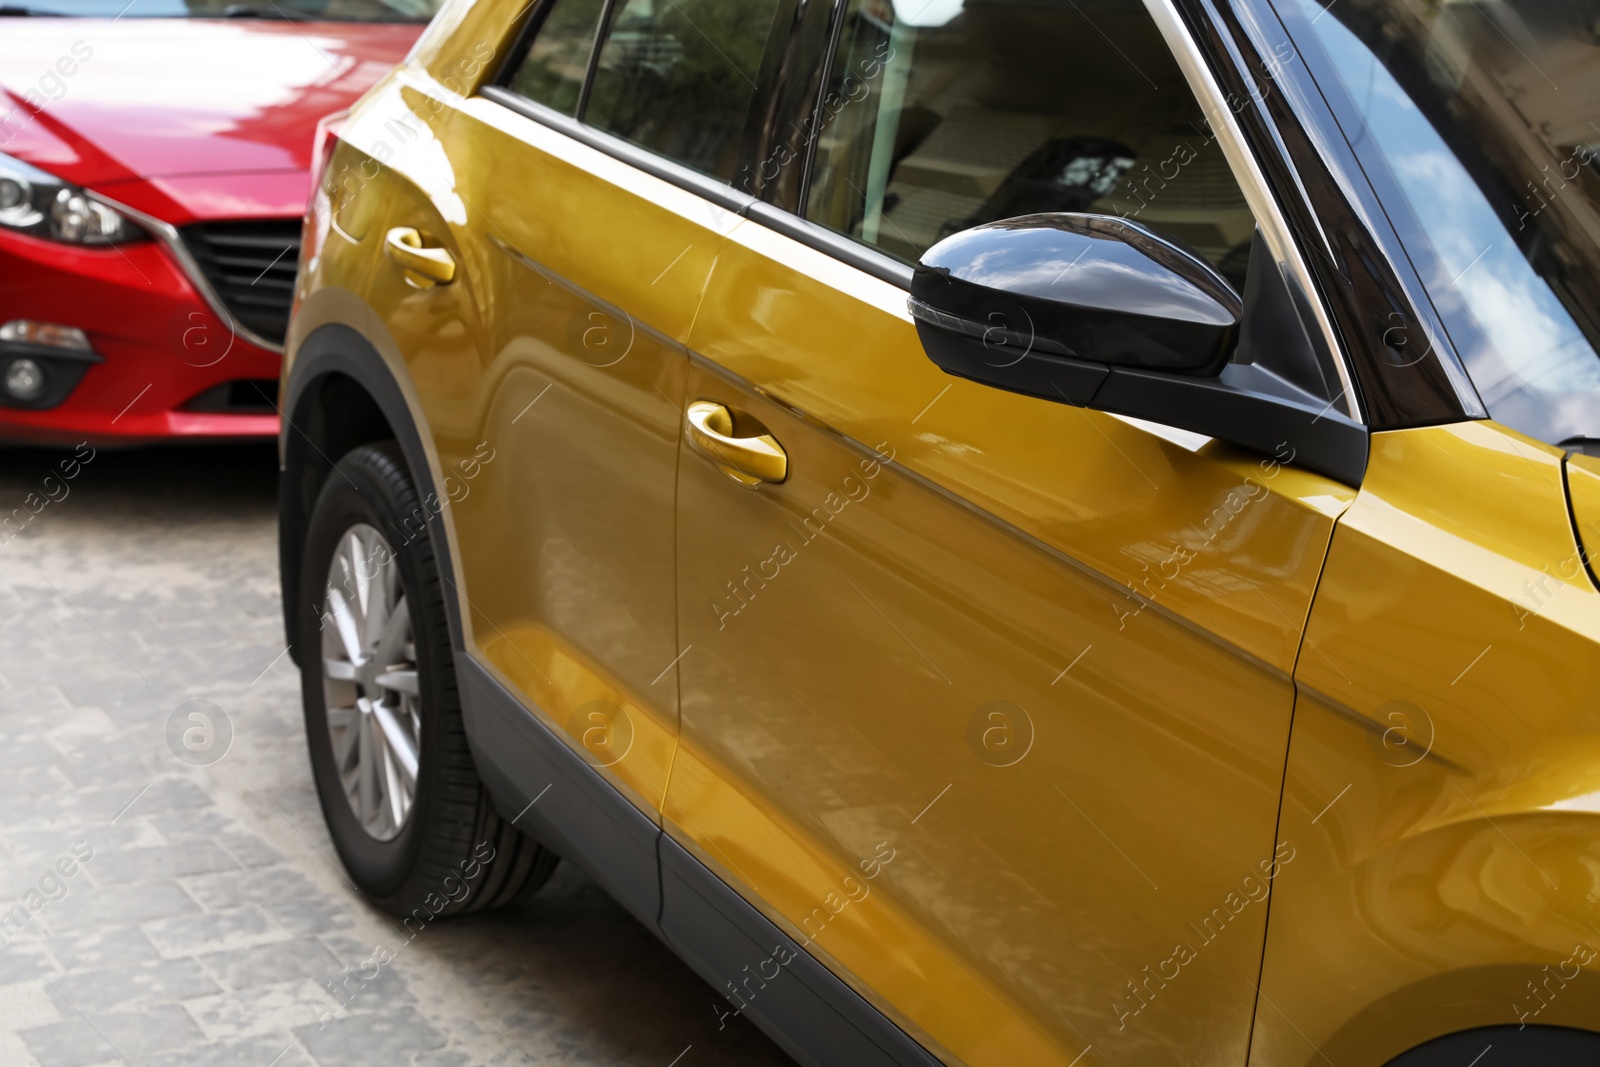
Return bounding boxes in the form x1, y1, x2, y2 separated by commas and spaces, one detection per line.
3, 358, 46, 401
0, 321, 100, 410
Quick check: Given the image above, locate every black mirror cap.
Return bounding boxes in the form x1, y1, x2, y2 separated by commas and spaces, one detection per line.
909, 213, 1244, 379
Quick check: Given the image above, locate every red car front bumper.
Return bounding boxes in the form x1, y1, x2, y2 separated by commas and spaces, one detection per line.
0, 224, 282, 446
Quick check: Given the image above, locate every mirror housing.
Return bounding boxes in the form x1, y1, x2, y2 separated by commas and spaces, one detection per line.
908, 213, 1367, 486
911, 214, 1242, 387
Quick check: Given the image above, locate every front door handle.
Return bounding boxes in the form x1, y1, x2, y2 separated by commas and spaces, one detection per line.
685, 400, 788, 485
384, 227, 456, 287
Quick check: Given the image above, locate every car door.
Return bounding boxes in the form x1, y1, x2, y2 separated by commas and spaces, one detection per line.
661, 0, 1356, 1064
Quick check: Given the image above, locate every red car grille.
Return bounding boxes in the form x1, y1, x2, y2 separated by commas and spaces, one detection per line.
180, 220, 302, 347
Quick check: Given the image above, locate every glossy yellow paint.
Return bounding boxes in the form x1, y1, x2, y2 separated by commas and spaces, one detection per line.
662, 216, 1356, 1066
1252, 422, 1600, 1066
409, 0, 511, 100
296, 61, 743, 818
293, 14, 1600, 1065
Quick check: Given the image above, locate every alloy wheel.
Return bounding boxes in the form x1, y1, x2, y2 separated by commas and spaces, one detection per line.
320, 523, 421, 842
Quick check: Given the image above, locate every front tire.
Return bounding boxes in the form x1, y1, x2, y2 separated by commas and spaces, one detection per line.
297, 441, 556, 917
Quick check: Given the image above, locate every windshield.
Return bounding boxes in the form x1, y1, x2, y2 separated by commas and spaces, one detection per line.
0, 0, 438, 19
1280, 0, 1600, 447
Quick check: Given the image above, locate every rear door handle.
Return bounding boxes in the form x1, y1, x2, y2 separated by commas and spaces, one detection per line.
384, 227, 456, 287
685, 400, 788, 485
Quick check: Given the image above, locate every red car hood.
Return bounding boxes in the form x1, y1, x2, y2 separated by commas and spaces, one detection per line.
0, 18, 418, 197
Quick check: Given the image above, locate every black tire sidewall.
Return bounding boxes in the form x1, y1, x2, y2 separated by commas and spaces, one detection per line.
297, 445, 449, 900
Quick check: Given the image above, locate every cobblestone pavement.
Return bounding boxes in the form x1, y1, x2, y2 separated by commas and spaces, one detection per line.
0, 443, 792, 1067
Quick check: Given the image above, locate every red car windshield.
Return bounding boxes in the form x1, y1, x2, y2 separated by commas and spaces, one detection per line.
0, 0, 440, 19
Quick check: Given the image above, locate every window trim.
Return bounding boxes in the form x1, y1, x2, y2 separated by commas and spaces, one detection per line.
747, 201, 912, 287
1143, 0, 1362, 423
478, 82, 912, 286
480, 85, 760, 215
490, 0, 607, 118
575, 0, 620, 119
495, 0, 791, 193
791, 0, 847, 213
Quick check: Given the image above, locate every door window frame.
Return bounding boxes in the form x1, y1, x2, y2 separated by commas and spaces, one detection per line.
479, 0, 1378, 427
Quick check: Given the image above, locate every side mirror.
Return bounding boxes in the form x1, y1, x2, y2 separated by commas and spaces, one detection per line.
909, 213, 1367, 485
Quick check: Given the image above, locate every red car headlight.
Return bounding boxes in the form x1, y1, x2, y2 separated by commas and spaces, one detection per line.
0, 150, 145, 247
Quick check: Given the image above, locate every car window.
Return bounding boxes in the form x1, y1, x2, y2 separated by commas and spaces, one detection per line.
506, 0, 610, 116
801, 0, 1256, 285
584, 0, 783, 182
1279, 0, 1600, 450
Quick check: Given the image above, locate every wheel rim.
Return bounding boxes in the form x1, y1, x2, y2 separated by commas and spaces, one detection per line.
321, 523, 421, 843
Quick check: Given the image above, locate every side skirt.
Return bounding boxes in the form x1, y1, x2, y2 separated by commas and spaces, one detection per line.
458, 654, 660, 927
457, 653, 939, 1067
659, 834, 943, 1067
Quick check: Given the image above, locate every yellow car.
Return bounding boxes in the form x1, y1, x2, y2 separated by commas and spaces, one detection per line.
279, 0, 1600, 1060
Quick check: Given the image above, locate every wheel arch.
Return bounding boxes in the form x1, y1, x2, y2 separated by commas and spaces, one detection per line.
1381, 1024, 1600, 1066
280, 322, 468, 666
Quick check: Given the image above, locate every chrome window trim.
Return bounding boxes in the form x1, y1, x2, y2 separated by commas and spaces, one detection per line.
479, 85, 757, 216
477, 83, 913, 285
88, 191, 289, 356
1141, 0, 1363, 424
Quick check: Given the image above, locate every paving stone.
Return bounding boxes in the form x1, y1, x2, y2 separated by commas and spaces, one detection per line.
198, 936, 342, 992
185, 977, 333, 1042
141, 1033, 315, 1067
0, 937, 60, 984
44, 881, 200, 933
104, 779, 217, 822
90, 841, 238, 887
45, 958, 220, 1013
214, 833, 285, 869
81, 1003, 204, 1059
53, 754, 155, 791
180, 866, 318, 912
141, 905, 278, 957
45, 925, 160, 972
292, 1006, 447, 1065
0, 979, 63, 1030
0, 738, 64, 770
142, 810, 237, 840
0, 1029, 45, 1066
17, 1016, 119, 1067
4, 824, 152, 868
304, 941, 416, 1017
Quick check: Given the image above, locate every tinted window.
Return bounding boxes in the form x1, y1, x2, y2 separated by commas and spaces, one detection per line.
1283, 0, 1600, 448
507, 0, 609, 116
585, 0, 782, 181
802, 0, 1256, 285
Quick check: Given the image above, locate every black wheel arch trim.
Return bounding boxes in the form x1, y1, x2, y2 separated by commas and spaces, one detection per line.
279, 322, 469, 668
1383, 1025, 1600, 1066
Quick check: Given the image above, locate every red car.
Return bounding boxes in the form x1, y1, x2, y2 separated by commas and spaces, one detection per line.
0, 1, 434, 445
